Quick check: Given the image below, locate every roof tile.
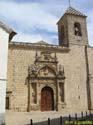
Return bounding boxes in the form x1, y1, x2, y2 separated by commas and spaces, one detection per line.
65, 7, 86, 17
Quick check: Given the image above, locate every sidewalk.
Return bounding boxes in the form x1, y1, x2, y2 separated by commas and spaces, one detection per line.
6, 110, 89, 125
6, 110, 64, 125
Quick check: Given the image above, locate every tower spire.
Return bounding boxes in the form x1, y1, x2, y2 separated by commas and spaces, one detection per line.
69, 0, 71, 7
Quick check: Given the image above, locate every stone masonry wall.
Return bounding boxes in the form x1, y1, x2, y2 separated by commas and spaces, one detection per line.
87, 47, 93, 109
7, 43, 88, 112
7, 46, 36, 111
57, 15, 68, 46
57, 45, 88, 111
67, 15, 88, 46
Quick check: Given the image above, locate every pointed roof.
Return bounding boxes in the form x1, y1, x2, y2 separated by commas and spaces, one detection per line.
65, 7, 86, 17
36, 40, 49, 45
57, 7, 86, 24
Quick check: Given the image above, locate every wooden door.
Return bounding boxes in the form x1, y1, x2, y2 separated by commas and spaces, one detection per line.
41, 87, 54, 111
6, 97, 9, 109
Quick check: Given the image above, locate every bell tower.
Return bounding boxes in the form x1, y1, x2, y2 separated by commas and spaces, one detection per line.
57, 7, 88, 46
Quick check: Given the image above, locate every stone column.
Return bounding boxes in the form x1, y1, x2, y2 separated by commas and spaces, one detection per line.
37, 82, 41, 111
58, 82, 66, 110
27, 81, 30, 112
56, 78, 58, 111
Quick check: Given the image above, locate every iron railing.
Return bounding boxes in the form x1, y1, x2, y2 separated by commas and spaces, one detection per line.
30, 110, 93, 125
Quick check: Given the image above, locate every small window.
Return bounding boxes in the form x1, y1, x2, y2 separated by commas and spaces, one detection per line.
74, 22, 82, 36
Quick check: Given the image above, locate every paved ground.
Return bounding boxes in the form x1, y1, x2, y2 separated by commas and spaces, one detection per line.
0, 113, 5, 125
6, 110, 73, 125
6, 110, 93, 125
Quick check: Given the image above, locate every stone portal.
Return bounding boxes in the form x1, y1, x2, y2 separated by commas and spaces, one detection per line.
27, 51, 65, 111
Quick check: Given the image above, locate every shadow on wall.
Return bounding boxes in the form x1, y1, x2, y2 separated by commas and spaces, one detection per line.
0, 113, 5, 125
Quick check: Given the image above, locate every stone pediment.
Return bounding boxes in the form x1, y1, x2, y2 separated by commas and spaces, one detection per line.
36, 40, 49, 45
28, 64, 56, 77
38, 65, 56, 77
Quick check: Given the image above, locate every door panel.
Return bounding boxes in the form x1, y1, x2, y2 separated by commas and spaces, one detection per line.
41, 87, 54, 111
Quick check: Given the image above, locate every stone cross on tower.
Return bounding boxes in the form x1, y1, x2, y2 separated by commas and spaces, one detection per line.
69, 0, 71, 7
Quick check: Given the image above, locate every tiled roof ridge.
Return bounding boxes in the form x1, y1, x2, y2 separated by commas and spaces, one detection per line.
65, 6, 86, 17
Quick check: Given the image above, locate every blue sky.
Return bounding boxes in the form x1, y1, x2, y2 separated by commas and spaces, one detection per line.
0, 0, 93, 46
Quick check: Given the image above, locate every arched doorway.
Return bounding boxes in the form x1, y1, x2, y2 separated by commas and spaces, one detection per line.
41, 86, 54, 111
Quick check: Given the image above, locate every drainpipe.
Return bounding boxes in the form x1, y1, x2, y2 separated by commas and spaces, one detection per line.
85, 45, 91, 110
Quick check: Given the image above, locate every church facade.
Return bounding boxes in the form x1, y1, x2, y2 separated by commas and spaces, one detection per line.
6, 7, 93, 112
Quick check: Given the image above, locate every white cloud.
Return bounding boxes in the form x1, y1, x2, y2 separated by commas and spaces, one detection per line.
87, 17, 93, 46
0, 1, 93, 46
13, 32, 58, 45
0, 1, 58, 32
13, 32, 42, 43
0, 1, 59, 44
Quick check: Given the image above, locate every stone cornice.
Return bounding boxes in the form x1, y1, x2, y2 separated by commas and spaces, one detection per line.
27, 76, 65, 81
9, 42, 70, 53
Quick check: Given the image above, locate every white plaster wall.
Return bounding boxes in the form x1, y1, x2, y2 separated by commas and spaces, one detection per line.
0, 28, 9, 113
0, 81, 6, 113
